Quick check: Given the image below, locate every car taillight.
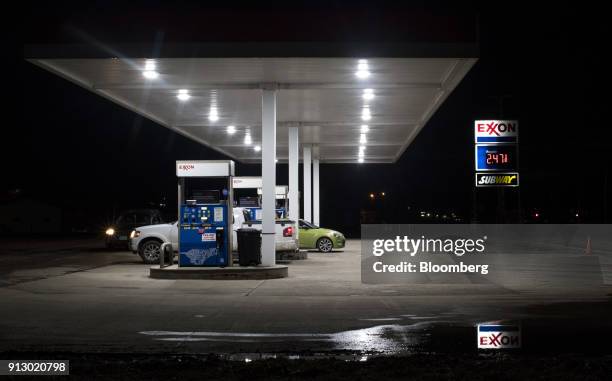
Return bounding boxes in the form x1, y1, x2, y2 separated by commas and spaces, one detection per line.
283, 226, 293, 237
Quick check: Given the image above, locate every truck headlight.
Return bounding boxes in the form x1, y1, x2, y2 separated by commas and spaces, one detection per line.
105, 228, 115, 236
130, 230, 140, 239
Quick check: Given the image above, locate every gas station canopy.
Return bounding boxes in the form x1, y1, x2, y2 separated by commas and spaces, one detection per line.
28, 53, 476, 163
25, 13, 479, 267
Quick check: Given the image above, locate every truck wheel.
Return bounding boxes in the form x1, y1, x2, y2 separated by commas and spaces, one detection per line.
317, 237, 333, 253
139, 239, 162, 264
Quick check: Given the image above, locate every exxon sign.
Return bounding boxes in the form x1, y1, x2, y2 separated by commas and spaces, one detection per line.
474, 120, 518, 143
477, 324, 521, 349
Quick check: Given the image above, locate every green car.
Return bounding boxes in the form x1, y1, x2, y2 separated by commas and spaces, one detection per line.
298, 219, 346, 253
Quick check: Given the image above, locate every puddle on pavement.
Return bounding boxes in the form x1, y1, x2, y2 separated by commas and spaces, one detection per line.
358, 318, 402, 321
139, 318, 475, 357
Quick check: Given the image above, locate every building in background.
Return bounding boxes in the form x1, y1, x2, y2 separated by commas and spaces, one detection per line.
0, 198, 61, 234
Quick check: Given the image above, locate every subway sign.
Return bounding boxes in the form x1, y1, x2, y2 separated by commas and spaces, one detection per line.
474, 120, 518, 143
475, 173, 519, 187
475, 144, 518, 171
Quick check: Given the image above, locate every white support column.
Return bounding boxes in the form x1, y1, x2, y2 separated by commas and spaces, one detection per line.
303, 145, 312, 222
288, 127, 300, 227
261, 87, 277, 266
313, 156, 320, 226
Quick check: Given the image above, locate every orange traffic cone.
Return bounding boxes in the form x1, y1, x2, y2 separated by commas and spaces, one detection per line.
585, 236, 592, 255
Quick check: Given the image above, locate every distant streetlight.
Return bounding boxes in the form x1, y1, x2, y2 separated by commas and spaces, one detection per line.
369, 193, 375, 199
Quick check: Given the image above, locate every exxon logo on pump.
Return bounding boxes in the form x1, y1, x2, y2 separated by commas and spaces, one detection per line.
474, 120, 518, 143
477, 323, 521, 349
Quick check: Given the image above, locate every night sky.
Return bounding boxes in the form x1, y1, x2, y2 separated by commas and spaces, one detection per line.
9, 2, 611, 235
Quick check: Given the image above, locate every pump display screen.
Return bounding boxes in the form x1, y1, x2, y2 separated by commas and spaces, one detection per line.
239, 197, 259, 207
475, 144, 518, 171
191, 190, 220, 203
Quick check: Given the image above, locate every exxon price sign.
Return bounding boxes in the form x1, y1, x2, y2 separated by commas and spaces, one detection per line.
475, 120, 518, 143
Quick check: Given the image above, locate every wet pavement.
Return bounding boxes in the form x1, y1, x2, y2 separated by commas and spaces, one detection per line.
1, 239, 611, 359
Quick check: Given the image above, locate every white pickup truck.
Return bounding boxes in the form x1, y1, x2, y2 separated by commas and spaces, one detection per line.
128, 207, 298, 263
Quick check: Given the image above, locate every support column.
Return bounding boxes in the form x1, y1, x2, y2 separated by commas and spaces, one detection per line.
261, 87, 277, 266
313, 156, 320, 226
288, 127, 300, 228
303, 145, 312, 222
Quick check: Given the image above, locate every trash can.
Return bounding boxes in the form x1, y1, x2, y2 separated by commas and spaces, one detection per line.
237, 228, 262, 266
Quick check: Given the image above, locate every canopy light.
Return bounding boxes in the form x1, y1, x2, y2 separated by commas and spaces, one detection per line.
356, 70, 370, 79
142, 59, 158, 79
356, 71, 370, 79
363, 89, 375, 101
254, 145, 261, 152
361, 124, 369, 133
361, 107, 371, 121
244, 133, 252, 145
355, 59, 370, 79
227, 125, 236, 134
177, 89, 190, 101
360, 134, 367, 144
208, 107, 219, 122
358, 158, 364, 163
144, 59, 156, 71
359, 145, 366, 152
142, 70, 159, 79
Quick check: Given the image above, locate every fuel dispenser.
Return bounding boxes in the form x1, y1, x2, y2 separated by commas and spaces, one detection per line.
176, 160, 234, 267
179, 202, 229, 266
258, 185, 289, 218
232, 177, 289, 220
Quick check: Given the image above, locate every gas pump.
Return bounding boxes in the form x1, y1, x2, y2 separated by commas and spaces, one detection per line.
232, 177, 289, 220
273, 185, 289, 218
176, 160, 234, 267
258, 185, 288, 218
